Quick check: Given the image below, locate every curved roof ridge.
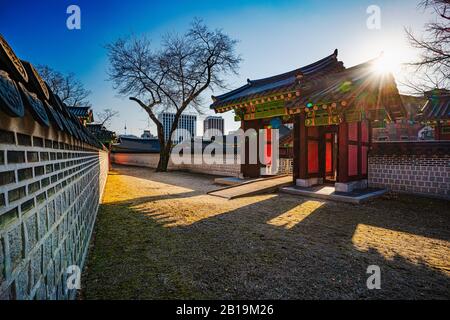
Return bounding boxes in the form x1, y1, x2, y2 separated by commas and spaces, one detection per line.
250, 49, 338, 85
211, 49, 339, 106
213, 83, 251, 101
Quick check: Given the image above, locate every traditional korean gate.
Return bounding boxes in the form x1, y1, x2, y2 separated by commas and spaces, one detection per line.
210, 51, 405, 191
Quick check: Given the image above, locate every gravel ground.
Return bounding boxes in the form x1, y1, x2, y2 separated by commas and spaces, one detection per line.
81, 165, 450, 299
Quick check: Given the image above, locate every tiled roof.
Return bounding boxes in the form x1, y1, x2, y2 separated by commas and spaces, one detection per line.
68, 106, 92, 118
286, 59, 406, 121
400, 94, 427, 118
86, 123, 116, 143
278, 124, 291, 139
419, 89, 450, 121
210, 50, 343, 109
111, 136, 160, 153
279, 124, 293, 145
0, 34, 103, 149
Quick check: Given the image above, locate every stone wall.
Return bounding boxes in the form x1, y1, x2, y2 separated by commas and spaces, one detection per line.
368, 141, 450, 199
0, 115, 109, 300
111, 152, 241, 177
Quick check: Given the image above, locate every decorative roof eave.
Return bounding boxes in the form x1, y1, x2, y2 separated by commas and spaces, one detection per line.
286, 100, 349, 115
285, 96, 403, 123
418, 119, 450, 126
212, 85, 301, 111
214, 88, 301, 114
214, 87, 300, 113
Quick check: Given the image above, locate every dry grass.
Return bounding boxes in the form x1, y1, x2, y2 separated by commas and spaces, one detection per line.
81, 165, 450, 299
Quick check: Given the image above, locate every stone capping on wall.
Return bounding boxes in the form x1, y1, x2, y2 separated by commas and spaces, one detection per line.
371, 140, 450, 156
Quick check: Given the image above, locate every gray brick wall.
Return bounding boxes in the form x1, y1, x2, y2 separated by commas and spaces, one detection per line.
368, 154, 450, 199
0, 129, 108, 300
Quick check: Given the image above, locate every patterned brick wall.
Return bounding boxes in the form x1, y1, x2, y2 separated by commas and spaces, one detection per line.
0, 34, 109, 299
368, 142, 450, 199
0, 127, 108, 300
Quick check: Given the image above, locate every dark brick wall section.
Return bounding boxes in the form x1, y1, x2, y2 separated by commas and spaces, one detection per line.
369, 142, 450, 199
0, 130, 15, 145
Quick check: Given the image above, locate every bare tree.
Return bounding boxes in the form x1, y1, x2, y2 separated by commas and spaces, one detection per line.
405, 0, 450, 91
96, 108, 119, 127
402, 70, 448, 94
106, 19, 241, 171
37, 65, 91, 108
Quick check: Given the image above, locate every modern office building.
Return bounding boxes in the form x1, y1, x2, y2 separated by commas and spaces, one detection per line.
158, 112, 197, 143
203, 115, 224, 139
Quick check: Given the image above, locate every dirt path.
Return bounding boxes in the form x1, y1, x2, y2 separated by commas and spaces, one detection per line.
81, 165, 450, 299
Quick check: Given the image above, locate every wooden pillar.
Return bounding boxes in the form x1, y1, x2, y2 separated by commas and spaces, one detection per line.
318, 126, 325, 179
298, 112, 308, 180
241, 119, 262, 178
357, 122, 362, 177
337, 121, 349, 183
293, 113, 308, 183
293, 114, 300, 183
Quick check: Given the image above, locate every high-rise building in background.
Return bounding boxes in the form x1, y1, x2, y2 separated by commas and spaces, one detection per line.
203, 116, 224, 139
158, 112, 197, 143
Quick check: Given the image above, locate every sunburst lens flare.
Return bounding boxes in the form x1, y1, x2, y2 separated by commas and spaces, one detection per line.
373, 53, 397, 75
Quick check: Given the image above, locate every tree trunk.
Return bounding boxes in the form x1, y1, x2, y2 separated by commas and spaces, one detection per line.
155, 113, 181, 172
156, 143, 172, 172
154, 118, 169, 171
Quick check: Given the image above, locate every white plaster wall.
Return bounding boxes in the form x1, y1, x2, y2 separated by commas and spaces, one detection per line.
111, 153, 240, 177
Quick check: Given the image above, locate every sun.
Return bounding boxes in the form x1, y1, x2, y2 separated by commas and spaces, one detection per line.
373, 52, 397, 75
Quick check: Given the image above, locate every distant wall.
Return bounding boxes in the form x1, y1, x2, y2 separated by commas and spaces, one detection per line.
111, 153, 241, 177
112, 142, 450, 200
368, 141, 450, 199
0, 113, 109, 300
111, 153, 166, 169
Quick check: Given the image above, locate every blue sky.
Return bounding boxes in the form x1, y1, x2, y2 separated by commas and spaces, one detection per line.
0, 0, 433, 136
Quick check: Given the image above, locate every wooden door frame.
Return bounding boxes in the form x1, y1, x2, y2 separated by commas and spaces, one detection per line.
321, 126, 339, 183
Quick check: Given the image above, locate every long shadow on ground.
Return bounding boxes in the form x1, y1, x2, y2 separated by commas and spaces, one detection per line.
82, 167, 450, 299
